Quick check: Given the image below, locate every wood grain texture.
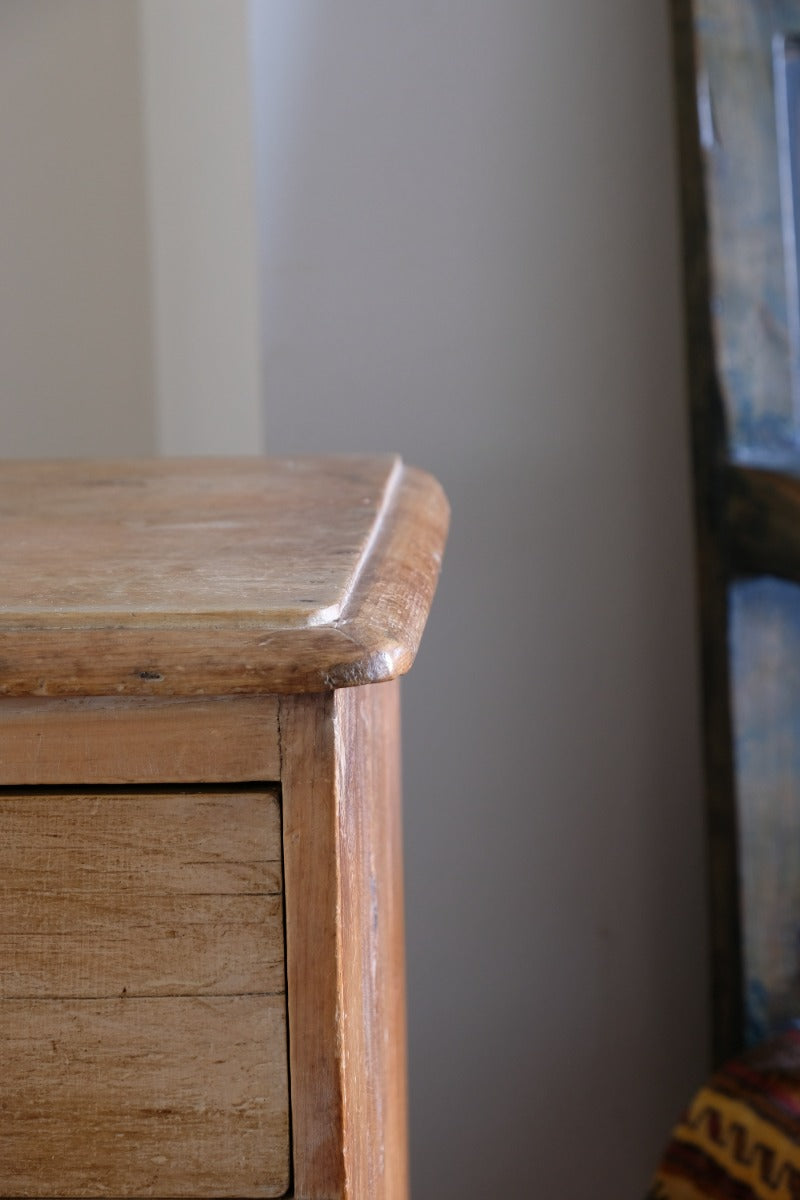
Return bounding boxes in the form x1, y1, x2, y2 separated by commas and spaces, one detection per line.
0, 456, 435, 1193
728, 577, 800, 1040
280, 683, 408, 1200
336, 681, 408, 1200
0, 995, 289, 1198
682, 0, 800, 453
727, 463, 800, 583
671, 0, 744, 1062
0, 788, 289, 1196
0, 790, 282, 897
0, 456, 449, 696
673, 0, 800, 1059
280, 692, 346, 1199
0, 456, 395, 622
0, 696, 280, 785
0, 891, 284, 1000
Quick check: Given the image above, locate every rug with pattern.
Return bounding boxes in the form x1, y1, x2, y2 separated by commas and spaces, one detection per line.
647, 1030, 800, 1199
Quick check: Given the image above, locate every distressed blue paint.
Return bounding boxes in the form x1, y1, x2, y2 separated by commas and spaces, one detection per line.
746, 976, 769, 1045
703, 5, 800, 1034
696, 0, 800, 452
730, 576, 800, 1039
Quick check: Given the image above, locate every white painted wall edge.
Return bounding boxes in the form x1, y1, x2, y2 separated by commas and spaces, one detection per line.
138, 0, 265, 456
0, 1, 156, 458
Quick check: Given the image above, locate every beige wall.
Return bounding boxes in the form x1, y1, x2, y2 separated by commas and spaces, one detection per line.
1, 0, 262, 459
250, 3, 708, 1196
0, 0, 155, 457
140, 0, 264, 455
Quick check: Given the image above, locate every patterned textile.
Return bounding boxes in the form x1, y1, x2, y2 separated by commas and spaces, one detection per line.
647, 1031, 800, 1199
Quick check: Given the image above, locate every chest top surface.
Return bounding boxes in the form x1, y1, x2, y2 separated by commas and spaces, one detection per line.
0, 455, 448, 697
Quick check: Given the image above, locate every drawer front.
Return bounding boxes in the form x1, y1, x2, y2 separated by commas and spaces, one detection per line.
0, 788, 289, 1198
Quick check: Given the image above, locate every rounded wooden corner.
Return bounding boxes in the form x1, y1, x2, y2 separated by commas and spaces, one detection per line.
324, 462, 450, 688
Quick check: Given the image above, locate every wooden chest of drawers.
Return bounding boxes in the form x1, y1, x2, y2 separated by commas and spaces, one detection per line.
0, 456, 448, 1200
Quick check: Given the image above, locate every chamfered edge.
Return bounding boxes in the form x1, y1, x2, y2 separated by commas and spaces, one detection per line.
0, 462, 449, 696
322, 462, 450, 689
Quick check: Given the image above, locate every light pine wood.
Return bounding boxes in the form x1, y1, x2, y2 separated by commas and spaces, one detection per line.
0, 788, 289, 1197
0, 696, 281, 785
336, 681, 408, 1200
0, 995, 289, 1198
333, 464, 448, 690
280, 681, 408, 1200
280, 692, 346, 1198
0, 455, 447, 1197
0, 456, 396, 621
1, 891, 284, 999
0, 456, 449, 696
0, 790, 282, 896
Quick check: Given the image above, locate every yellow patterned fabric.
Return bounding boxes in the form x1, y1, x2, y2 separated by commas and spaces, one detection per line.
647, 1031, 800, 1199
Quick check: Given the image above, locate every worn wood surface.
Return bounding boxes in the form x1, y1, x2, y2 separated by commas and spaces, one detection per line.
0, 456, 438, 1193
0, 456, 395, 622
727, 464, 800, 583
0, 790, 282, 896
0, 890, 284, 999
672, 0, 800, 1058
280, 682, 408, 1200
0, 788, 289, 1196
0, 456, 449, 696
687, 0, 795, 452
280, 692, 346, 1199
671, 0, 744, 1063
336, 681, 408, 1200
0, 696, 281, 785
729, 577, 800, 1040
0, 788, 284, 998
0, 995, 289, 1198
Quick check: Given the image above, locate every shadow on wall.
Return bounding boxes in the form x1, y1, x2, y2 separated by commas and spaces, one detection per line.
249, 3, 707, 1195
